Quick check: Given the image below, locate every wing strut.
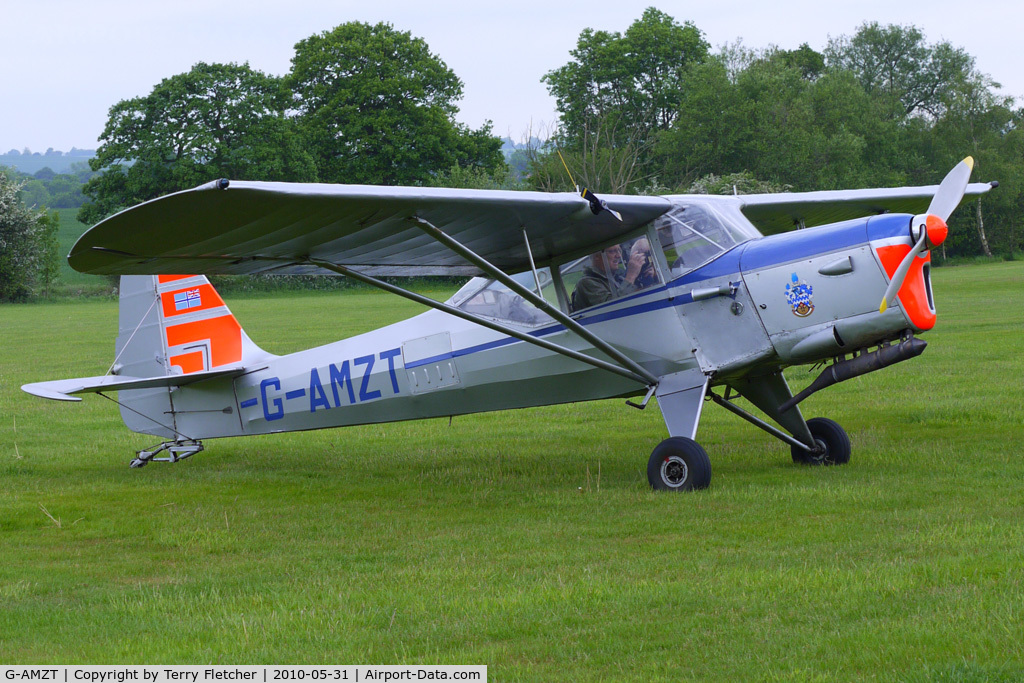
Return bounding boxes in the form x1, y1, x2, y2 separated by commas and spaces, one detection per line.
409, 216, 659, 386
306, 258, 652, 386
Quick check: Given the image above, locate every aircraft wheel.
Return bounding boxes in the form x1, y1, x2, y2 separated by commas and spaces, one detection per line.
647, 437, 712, 491
792, 417, 851, 466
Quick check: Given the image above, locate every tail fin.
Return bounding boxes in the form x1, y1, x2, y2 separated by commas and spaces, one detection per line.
114, 275, 270, 437
116, 274, 267, 378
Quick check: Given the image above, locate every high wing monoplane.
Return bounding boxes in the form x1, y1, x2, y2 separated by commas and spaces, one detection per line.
23, 159, 995, 490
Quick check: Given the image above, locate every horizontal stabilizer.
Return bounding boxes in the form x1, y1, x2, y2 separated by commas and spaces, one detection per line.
22, 366, 247, 402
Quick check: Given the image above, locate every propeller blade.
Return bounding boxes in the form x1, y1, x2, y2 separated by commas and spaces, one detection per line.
879, 232, 927, 313
927, 156, 974, 221
877, 157, 971, 314
580, 188, 623, 221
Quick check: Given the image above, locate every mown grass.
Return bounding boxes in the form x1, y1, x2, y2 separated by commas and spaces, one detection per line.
1, 264, 1023, 680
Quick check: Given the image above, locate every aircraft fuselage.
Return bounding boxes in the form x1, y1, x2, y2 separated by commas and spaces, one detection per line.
159, 211, 927, 442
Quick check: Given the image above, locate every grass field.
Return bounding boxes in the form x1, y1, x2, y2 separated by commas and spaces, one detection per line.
1, 263, 1023, 680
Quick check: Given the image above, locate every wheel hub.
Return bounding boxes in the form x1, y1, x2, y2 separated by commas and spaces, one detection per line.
807, 438, 828, 463
661, 455, 689, 487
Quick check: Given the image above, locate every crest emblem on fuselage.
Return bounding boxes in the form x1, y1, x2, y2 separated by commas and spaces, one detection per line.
785, 273, 814, 317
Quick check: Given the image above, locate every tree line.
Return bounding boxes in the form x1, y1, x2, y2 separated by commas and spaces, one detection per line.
3, 12, 1021, 302
2, 163, 94, 209
534, 9, 1022, 257
76, 23, 505, 225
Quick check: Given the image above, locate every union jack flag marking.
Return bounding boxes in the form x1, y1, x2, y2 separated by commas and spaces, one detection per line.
173, 288, 202, 311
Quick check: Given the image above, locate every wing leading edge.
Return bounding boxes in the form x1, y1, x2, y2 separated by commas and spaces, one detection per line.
70, 181, 672, 277
71, 178, 997, 277
737, 182, 996, 235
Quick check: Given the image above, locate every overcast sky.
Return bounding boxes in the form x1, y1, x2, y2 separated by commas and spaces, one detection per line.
3, 0, 1022, 153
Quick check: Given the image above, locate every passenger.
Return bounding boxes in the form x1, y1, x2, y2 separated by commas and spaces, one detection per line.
630, 237, 660, 289
571, 243, 649, 311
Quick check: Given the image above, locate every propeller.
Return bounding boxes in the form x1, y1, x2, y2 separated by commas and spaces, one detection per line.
878, 157, 972, 313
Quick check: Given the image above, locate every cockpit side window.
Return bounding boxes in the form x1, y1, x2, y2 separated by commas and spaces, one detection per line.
562, 236, 662, 313
452, 268, 557, 326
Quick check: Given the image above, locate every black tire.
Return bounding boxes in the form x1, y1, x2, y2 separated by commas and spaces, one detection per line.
791, 417, 851, 466
647, 437, 712, 491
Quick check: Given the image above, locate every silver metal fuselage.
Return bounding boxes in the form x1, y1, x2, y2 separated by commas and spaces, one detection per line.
160, 210, 922, 441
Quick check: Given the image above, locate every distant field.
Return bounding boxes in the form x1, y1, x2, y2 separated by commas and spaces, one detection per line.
1, 263, 1022, 679
54, 208, 109, 289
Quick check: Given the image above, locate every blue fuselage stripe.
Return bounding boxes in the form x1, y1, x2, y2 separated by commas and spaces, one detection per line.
404, 352, 455, 369
403, 214, 908, 372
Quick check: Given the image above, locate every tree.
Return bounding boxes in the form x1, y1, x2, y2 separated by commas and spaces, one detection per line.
0, 170, 52, 301
80, 62, 317, 224
687, 171, 791, 195
823, 23, 1019, 256
537, 9, 711, 194
825, 22, 976, 120
35, 210, 61, 297
523, 108, 661, 194
543, 8, 709, 145
931, 78, 1024, 256
19, 179, 50, 208
46, 175, 85, 208
424, 162, 526, 191
779, 43, 826, 80
651, 58, 750, 188
288, 22, 502, 185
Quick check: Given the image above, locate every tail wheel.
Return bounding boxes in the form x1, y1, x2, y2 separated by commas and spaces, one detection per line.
792, 417, 851, 466
647, 437, 712, 491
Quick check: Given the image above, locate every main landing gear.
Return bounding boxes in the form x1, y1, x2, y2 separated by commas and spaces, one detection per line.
647, 371, 853, 491
643, 411, 851, 491
646, 415, 851, 491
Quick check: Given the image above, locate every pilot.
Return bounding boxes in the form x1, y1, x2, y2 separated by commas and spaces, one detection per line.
571, 242, 650, 311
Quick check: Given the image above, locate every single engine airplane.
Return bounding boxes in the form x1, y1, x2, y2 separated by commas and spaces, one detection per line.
23, 158, 994, 490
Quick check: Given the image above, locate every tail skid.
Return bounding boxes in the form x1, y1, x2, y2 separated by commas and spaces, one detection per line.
130, 439, 204, 468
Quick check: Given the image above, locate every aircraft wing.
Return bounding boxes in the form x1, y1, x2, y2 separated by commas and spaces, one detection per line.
69, 181, 672, 277
737, 182, 996, 235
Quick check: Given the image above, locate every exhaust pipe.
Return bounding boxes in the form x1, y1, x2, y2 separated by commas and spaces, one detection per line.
780, 336, 927, 413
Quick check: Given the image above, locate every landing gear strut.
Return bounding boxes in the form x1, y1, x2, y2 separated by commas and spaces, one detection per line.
130, 440, 204, 468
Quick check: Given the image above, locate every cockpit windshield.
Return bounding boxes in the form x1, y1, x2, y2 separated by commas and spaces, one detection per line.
655, 200, 759, 278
